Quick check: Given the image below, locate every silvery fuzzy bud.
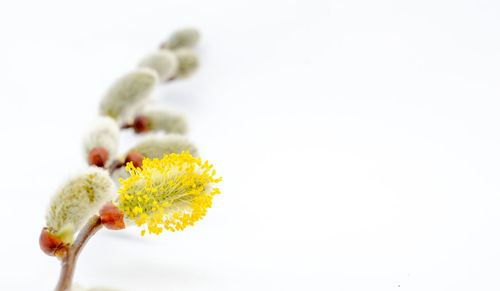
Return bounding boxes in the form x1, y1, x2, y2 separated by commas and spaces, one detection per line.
138, 50, 179, 82
118, 97, 151, 126
99, 68, 158, 120
135, 106, 188, 134
83, 116, 120, 166
45, 167, 115, 243
128, 132, 199, 160
162, 28, 200, 50
174, 48, 199, 79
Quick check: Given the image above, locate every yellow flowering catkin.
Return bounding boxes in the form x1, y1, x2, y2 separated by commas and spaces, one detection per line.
116, 152, 221, 235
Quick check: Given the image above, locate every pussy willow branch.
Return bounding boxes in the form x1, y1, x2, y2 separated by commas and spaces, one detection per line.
55, 215, 103, 291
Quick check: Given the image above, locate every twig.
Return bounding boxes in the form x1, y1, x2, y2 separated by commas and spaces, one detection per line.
108, 160, 124, 175
121, 123, 133, 129
55, 216, 103, 291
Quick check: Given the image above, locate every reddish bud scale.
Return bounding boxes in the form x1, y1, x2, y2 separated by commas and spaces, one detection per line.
39, 227, 67, 256
88, 147, 109, 167
125, 151, 143, 168
99, 202, 125, 230
133, 115, 149, 133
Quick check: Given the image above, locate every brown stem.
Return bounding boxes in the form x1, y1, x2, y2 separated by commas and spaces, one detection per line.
121, 123, 133, 129
55, 215, 103, 291
108, 160, 124, 175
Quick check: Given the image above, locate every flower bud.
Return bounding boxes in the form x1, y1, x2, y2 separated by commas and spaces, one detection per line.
161, 28, 200, 50
138, 50, 178, 82
99, 202, 125, 230
136, 106, 188, 134
46, 167, 115, 243
39, 227, 67, 256
99, 68, 158, 120
88, 147, 109, 167
174, 49, 199, 79
125, 151, 143, 168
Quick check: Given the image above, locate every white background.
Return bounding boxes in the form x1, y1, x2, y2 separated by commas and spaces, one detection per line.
1, 0, 500, 290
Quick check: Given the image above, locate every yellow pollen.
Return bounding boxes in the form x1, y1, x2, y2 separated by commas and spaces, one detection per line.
116, 152, 221, 235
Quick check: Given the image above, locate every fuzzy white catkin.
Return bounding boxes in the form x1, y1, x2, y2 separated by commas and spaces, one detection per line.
174, 48, 199, 78
167, 28, 200, 49
142, 106, 188, 134
83, 116, 120, 164
138, 50, 179, 82
119, 97, 151, 125
99, 68, 158, 120
46, 167, 115, 242
129, 132, 199, 159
